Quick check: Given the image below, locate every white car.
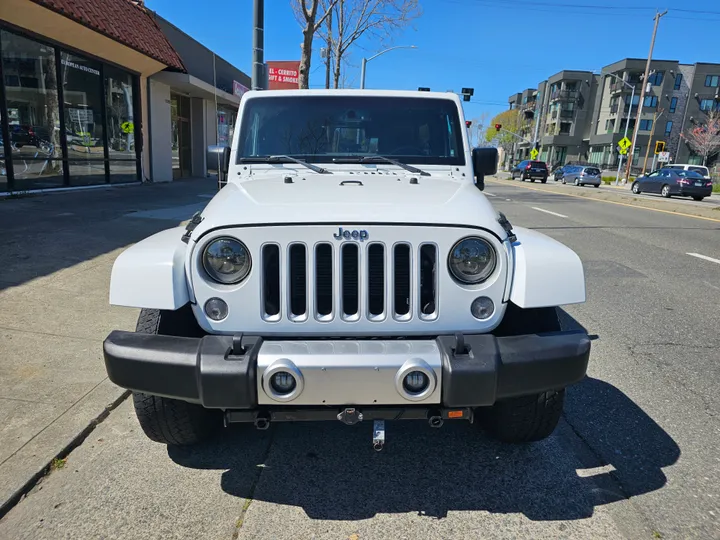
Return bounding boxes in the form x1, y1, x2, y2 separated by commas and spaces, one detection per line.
103, 89, 590, 450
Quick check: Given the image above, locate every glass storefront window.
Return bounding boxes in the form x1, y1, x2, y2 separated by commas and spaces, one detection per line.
1, 27, 140, 191
60, 52, 106, 186
217, 105, 236, 146
105, 65, 136, 171
1, 29, 64, 189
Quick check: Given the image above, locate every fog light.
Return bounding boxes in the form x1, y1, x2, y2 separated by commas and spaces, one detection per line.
204, 297, 228, 321
471, 296, 494, 320
403, 371, 429, 394
270, 371, 297, 394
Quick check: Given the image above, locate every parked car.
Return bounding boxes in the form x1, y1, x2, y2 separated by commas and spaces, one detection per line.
561, 165, 601, 187
511, 160, 548, 182
552, 164, 571, 182
662, 163, 711, 179
631, 168, 712, 201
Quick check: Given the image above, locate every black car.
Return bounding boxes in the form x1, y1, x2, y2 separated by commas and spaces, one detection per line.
631, 168, 713, 201
511, 160, 548, 183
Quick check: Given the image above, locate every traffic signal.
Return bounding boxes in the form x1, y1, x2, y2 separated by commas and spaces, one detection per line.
418, 87, 430, 92
461, 87, 474, 102
654, 141, 666, 154
495, 123, 502, 131
465, 120, 472, 127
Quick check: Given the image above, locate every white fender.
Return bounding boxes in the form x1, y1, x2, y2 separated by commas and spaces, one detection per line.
509, 226, 586, 308
109, 227, 190, 310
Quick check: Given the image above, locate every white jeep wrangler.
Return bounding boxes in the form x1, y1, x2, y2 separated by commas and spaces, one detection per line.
103, 89, 589, 450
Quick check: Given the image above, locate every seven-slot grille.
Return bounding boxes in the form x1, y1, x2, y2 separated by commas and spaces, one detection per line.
260, 242, 438, 323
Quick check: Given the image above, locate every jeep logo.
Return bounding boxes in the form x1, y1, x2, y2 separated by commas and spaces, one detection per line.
333, 227, 369, 241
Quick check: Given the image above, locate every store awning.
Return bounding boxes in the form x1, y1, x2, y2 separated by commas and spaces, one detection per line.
151, 71, 240, 107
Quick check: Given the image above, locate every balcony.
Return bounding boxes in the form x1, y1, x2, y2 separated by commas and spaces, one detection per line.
551, 89, 579, 101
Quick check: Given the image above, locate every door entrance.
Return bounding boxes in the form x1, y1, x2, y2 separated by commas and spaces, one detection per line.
171, 94, 191, 179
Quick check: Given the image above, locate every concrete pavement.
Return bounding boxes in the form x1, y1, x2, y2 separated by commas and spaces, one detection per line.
1, 178, 719, 539
0, 179, 215, 513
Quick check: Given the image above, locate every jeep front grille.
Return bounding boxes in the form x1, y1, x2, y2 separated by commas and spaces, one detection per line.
260, 242, 438, 323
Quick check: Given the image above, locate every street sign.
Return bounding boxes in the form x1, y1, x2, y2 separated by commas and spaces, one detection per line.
658, 151, 670, 162
618, 136, 632, 152
618, 147, 628, 155
530, 148, 539, 160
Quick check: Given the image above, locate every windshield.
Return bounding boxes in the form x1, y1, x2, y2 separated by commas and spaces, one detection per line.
236, 96, 465, 166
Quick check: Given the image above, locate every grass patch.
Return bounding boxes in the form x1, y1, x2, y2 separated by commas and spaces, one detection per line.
50, 457, 67, 470
712, 183, 720, 193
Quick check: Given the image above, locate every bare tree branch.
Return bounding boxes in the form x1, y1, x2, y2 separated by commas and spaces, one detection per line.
681, 111, 720, 166
318, 0, 421, 89
292, 0, 340, 88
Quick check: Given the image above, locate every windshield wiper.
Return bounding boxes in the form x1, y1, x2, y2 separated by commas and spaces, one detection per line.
333, 155, 430, 176
239, 155, 331, 174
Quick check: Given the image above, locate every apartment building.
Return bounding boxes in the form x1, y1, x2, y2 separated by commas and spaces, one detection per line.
507, 88, 538, 162
508, 58, 720, 170
541, 70, 599, 166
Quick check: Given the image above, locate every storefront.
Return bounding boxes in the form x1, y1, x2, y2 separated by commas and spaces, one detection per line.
0, 26, 143, 192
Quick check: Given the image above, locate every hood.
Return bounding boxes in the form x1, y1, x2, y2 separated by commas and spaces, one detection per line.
192, 173, 506, 239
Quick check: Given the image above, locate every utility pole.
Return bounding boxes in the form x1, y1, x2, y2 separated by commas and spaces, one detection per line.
324, 9, 333, 89
252, 0, 265, 90
642, 108, 664, 174
624, 9, 667, 182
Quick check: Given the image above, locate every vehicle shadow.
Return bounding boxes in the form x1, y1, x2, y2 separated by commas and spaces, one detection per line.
168, 311, 680, 522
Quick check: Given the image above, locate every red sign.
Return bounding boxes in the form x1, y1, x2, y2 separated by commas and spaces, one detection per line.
267, 61, 300, 90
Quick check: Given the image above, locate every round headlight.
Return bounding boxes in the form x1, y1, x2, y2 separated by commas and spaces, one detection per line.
202, 237, 251, 284
448, 237, 497, 284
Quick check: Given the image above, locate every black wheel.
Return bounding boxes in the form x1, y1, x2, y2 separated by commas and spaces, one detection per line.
593, 184, 599, 188
661, 184, 671, 198
562, 178, 567, 184
132, 308, 219, 446
692, 196, 704, 201
478, 389, 565, 443
530, 178, 535, 182
541, 178, 547, 184
631, 182, 641, 194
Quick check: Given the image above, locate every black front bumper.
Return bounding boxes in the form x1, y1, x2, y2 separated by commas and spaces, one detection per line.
103, 331, 590, 410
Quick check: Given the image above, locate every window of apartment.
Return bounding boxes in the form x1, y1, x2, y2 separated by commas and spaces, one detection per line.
700, 99, 720, 111
605, 119, 615, 132
559, 122, 571, 134
664, 121, 673, 136
639, 119, 653, 131
625, 94, 640, 106
647, 72, 664, 86
619, 118, 636, 132
674, 73, 683, 90
565, 81, 578, 91
643, 95, 658, 107
669, 97, 678, 113
522, 96, 528, 104
705, 75, 719, 87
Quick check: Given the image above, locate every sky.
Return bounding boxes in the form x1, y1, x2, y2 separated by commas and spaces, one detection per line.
145, 0, 720, 121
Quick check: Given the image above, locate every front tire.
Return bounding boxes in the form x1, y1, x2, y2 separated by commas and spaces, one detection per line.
478, 390, 565, 443
661, 184, 671, 198
632, 182, 641, 194
132, 308, 219, 446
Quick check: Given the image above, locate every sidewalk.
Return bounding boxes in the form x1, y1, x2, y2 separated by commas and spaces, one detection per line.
0, 178, 216, 513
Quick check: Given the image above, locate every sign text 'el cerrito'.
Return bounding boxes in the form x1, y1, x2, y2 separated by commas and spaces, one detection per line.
267, 61, 301, 90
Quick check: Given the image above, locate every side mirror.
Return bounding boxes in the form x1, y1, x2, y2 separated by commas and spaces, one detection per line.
472, 147, 498, 191
207, 145, 231, 187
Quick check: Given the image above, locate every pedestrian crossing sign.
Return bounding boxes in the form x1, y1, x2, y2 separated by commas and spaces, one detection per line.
618, 136, 632, 152
530, 148, 539, 160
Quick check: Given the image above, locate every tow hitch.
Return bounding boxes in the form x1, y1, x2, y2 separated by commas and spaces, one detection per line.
373, 420, 385, 452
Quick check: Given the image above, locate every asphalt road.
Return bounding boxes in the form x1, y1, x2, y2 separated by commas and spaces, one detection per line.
1, 180, 719, 540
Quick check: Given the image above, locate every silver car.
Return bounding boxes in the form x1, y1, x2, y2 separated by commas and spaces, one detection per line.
561, 165, 601, 187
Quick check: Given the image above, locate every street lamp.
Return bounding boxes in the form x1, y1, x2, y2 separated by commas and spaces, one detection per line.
605, 71, 636, 185
360, 46, 417, 89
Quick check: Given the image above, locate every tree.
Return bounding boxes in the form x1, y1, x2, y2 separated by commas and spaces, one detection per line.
292, 0, 339, 89
681, 111, 720, 166
318, 0, 421, 89
485, 109, 522, 150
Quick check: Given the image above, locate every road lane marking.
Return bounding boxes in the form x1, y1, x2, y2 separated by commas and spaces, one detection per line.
531, 206, 568, 218
687, 253, 720, 265
484, 192, 497, 197
486, 178, 720, 223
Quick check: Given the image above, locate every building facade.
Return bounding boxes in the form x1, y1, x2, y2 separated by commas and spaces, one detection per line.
509, 58, 720, 171
0, 0, 249, 194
